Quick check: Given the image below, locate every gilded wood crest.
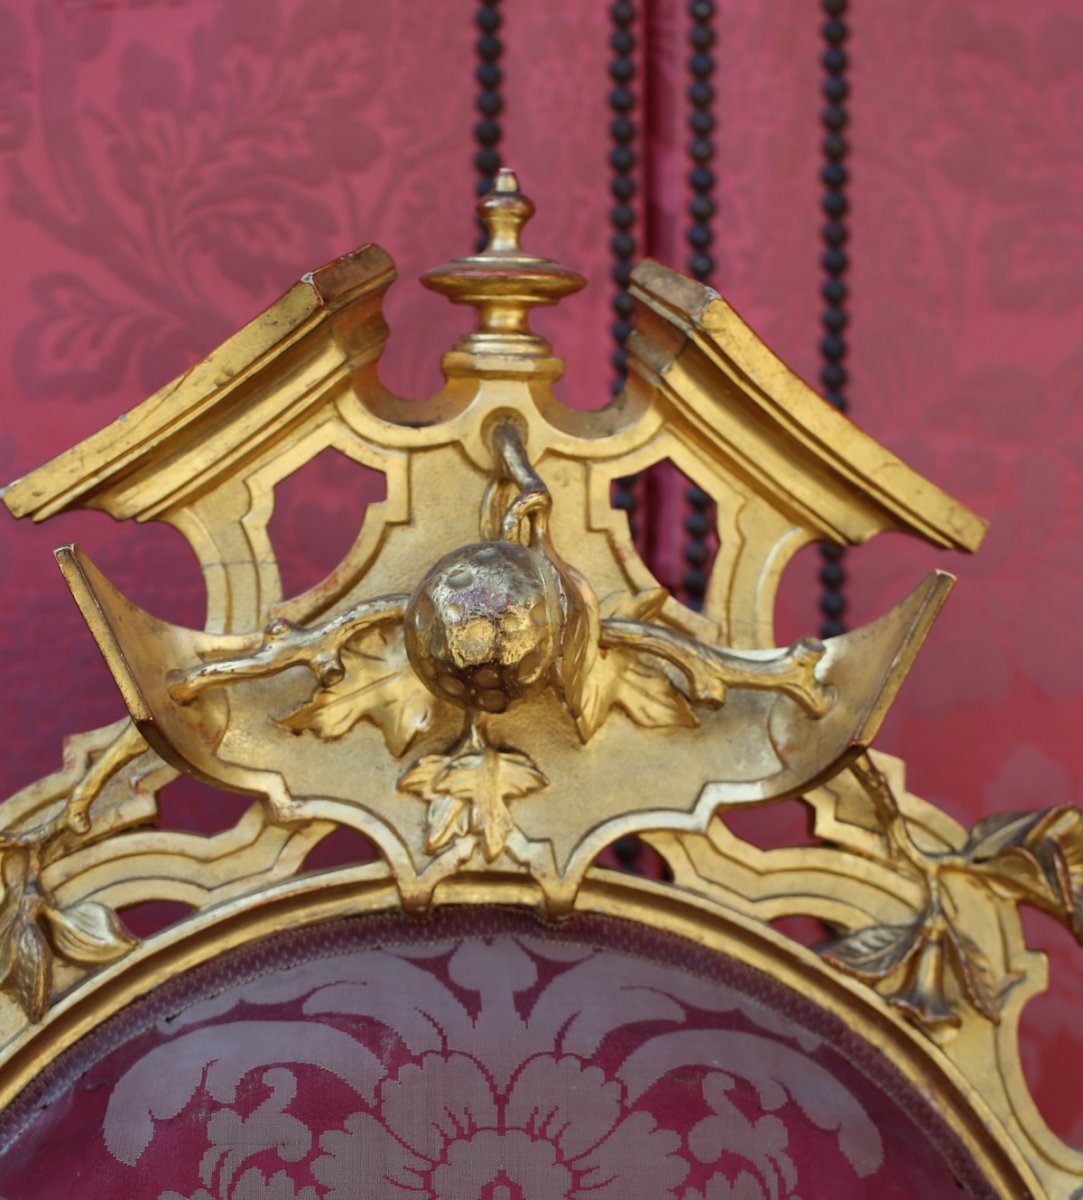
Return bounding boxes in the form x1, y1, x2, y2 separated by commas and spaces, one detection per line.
0, 169, 1080, 1197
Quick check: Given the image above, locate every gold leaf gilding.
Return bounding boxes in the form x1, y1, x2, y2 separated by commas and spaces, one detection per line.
2, 168, 1078, 1199
573, 650, 698, 742
11, 922, 50, 1026
280, 625, 435, 757
822, 920, 923, 979
43, 900, 135, 968
400, 742, 547, 862
570, 590, 696, 741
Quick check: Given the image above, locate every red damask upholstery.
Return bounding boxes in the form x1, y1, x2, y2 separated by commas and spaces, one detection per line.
0, 909, 994, 1198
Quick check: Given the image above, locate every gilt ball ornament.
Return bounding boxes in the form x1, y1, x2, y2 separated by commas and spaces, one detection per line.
404, 540, 565, 713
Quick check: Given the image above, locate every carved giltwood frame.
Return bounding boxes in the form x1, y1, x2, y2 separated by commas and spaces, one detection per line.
0, 171, 1079, 1197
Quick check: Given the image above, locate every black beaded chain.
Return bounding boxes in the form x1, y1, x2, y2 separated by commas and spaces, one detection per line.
608, 0, 648, 875
818, 0, 849, 637
610, 0, 640, 540
682, 0, 717, 612
474, 0, 504, 250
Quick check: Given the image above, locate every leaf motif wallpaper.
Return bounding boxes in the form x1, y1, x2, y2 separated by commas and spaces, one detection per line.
1, 0, 1082, 1143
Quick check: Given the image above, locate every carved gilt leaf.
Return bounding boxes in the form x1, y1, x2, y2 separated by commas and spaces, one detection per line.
821, 920, 923, 979
572, 589, 697, 741
825, 907, 1006, 1027
43, 900, 135, 967
400, 746, 547, 862
1042, 808, 1083, 936
966, 804, 1083, 939
10, 921, 50, 1024
943, 917, 1002, 1023
440, 748, 541, 862
280, 625, 434, 757
399, 754, 469, 854
426, 790, 472, 852
553, 560, 600, 714
965, 810, 1045, 860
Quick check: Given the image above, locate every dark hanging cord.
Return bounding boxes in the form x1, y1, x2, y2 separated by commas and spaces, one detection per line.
608, 0, 646, 876
474, 0, 504, 249
818, 0, 849, 637
610, 0, 639, 540
682, 0, 717, 613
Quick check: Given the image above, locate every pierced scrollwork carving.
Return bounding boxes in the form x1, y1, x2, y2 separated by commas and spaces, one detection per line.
46, 172, 960, 919
167, 420, 833, 864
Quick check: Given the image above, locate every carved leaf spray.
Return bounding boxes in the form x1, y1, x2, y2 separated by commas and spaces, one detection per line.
169, 418, 831, 865
0, 721, 145, 1020
0, 169, 968, 1030
820, 755, 1083, 1028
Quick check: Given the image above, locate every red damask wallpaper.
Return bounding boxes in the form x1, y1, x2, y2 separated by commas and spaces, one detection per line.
1, 0, 1081, 1144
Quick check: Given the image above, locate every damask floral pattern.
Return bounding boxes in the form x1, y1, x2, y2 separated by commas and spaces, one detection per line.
0, 917, 989, 1198
309, 1056, 686, 1199
9, 0, 389, 401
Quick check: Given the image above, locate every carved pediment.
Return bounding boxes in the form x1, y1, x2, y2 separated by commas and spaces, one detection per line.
14, 170, 967, 911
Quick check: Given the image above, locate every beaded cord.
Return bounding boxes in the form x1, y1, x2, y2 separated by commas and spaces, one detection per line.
610, 0, 640, 541
819, 0, 850, 638
682, 0, 717, 614
474, 0, 504, 249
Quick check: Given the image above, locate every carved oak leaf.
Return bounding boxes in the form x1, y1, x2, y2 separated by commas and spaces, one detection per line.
400, 746, 547, 862
965, 805, 1083, 939
572, 589, 697, 741
280, 625, 434, 757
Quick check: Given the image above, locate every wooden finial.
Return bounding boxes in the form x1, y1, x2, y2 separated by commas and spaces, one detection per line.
420, 168, 585, 367
477, 168, 533, 254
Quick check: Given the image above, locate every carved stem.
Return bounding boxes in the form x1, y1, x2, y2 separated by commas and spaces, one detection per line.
600, 620, 832, 716
170, 596, 408, 702
489, 420, 552, 543
66, 721, 147, 834
850, 754, 956, 891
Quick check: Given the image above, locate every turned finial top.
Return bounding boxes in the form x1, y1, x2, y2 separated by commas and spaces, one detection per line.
420, 168, 585, 370
478, 168, 534, 254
